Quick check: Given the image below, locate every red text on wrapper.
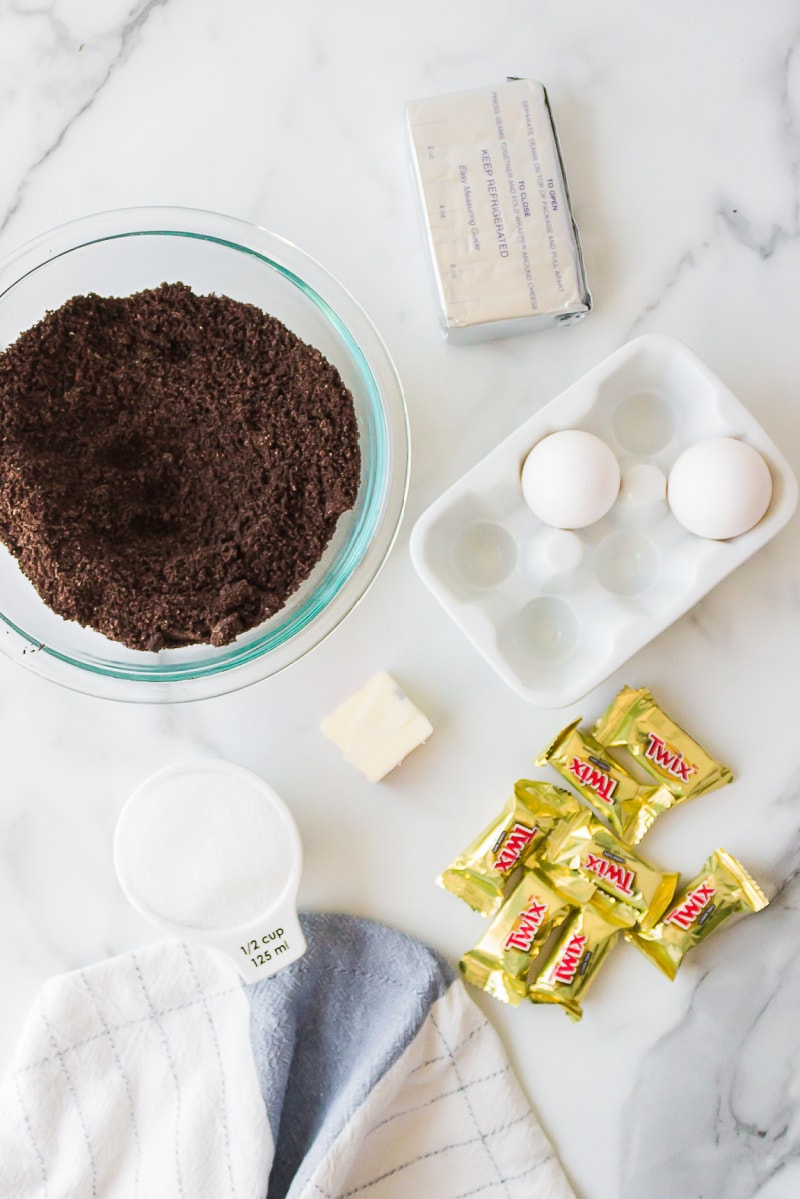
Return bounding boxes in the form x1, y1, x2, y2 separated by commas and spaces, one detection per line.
644, 733, 698, 782
663, 880, 716, 929
551, 932, 588, 985
583, 852, 635, 897
569, 757, 617, 803
493, 823, 537, 873
505, 899, 549, 952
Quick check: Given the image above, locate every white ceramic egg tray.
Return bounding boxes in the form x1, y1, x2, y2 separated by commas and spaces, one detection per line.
410, 335, 798, 707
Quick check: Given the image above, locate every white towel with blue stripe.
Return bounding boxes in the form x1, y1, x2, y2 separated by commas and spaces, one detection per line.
0, 914, 576, 1199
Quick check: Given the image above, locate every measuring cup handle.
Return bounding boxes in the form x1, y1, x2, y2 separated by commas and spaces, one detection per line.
222, 905, 307, 984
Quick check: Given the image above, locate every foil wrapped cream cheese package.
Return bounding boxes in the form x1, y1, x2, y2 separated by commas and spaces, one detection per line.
406, 78, 591, 342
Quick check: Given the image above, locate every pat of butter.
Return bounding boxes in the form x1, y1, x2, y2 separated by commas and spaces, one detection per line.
406, 78, 591, 343
321, 672, 433, 783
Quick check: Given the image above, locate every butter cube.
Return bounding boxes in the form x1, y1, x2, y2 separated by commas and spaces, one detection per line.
321, 672, 433, 783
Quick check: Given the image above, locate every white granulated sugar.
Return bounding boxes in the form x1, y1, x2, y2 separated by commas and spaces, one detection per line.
116, 767, 292, 930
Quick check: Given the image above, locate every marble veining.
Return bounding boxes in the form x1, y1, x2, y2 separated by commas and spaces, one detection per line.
1, 2, 800, 1197
0, 0, 173, 235
621, 835, 800, 1199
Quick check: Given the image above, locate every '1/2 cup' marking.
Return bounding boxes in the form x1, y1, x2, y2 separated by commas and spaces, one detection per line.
241, 927, 289, 968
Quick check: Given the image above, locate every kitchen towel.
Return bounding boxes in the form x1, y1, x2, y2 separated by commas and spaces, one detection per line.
0, 913, 576, 1199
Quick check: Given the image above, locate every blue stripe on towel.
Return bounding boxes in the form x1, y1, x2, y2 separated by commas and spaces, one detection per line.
245, 913, 455, 1199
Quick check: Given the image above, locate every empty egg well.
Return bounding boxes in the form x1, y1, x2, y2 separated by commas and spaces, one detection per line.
612, 392, 676, 455
595, 532, 660, 597
505, 597, 580, 663
453, 522, 518, 588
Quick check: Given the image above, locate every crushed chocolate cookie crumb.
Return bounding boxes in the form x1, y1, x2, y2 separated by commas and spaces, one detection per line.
0, 282, 361, 650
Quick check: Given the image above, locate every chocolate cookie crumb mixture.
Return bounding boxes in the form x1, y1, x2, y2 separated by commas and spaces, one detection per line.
0, 283, 361, 649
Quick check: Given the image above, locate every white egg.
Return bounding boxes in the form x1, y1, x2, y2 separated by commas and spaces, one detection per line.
521, 430, 621, 529
667, 436, 772, 540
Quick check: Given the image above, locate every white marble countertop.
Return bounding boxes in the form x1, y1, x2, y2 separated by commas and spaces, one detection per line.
2, 2, 800, 1197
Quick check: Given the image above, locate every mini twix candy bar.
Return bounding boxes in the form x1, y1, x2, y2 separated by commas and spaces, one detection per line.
459, 869, 572, 1005
592, 686, 733, 802
528, 893, 629, 1021
536, 717, 676, 844
538, 809, 678, 931
438, 779, 581, 916
628, 849, 768, 980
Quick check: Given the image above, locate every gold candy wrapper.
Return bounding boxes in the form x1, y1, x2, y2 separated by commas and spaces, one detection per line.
539, 809, 678, 931
592, 686, 733, 802
437, 779, 581, 916
528, 893, 629, 1021
459, 869, 572, 1005
536, 717, 676, 844
628, 848, 769, 980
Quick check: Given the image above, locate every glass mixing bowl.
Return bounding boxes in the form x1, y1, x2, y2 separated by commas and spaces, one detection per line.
0, 208, 409, 701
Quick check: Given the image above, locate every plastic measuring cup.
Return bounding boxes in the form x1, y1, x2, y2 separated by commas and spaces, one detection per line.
114, 760, 306, 982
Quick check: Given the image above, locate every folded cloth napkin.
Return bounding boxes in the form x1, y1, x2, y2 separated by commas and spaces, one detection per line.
0, 913, 575, 1199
